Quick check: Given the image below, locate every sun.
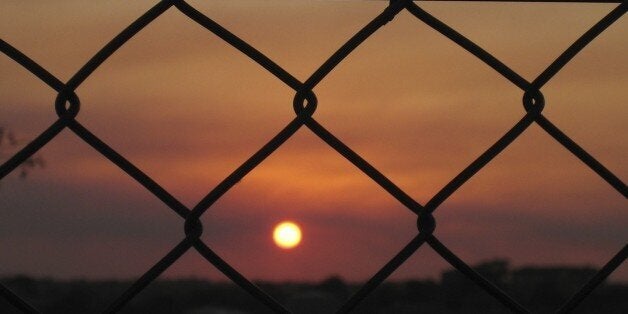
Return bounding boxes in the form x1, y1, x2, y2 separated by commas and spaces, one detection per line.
273, 221, 302, 249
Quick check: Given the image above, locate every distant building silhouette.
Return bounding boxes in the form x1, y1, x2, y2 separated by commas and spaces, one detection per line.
1, 261, 625, 313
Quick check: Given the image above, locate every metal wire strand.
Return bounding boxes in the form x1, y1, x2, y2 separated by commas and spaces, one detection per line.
427, 236, 529, 313
0, 41, 68, 180
102, 239, 193, 314
65, 0, 175, 90
535, 116, 627, 197
0, 284, 40, 314
556, 244, 628, 314
336, 233, 429, 313
193, 241, 291, 313
67, 120, 191, 218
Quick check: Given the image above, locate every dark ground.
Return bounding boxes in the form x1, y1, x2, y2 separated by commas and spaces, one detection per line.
2, 260, 627, 313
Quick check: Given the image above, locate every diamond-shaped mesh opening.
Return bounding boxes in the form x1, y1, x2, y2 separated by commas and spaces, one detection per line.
199, 130, 417, 284
315, 9, 523, 203
78, 8, 298, 205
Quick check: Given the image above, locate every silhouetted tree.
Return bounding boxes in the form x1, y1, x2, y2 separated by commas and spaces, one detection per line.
0, 126, 45, 179
318, 275, 350, 301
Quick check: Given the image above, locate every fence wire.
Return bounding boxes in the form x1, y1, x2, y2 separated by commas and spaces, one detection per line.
1, 0, 626, 313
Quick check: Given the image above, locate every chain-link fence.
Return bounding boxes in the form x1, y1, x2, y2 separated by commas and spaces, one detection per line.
1, 0, 626, 313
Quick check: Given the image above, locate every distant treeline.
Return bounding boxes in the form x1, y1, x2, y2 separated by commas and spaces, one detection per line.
1, 260, 626, 314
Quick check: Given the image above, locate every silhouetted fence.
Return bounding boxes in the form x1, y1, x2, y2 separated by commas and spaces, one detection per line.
1, 0, 626, 313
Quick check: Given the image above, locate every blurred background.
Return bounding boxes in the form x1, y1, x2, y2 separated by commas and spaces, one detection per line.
0, 0, 626, 312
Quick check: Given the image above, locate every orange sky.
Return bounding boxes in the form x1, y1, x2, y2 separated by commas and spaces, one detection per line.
1, 1, 626, 283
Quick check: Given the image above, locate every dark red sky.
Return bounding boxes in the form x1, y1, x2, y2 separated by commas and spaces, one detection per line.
1, 1, 626, 283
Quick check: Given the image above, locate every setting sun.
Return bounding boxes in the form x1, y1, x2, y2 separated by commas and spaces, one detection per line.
273, 221, 302, 249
